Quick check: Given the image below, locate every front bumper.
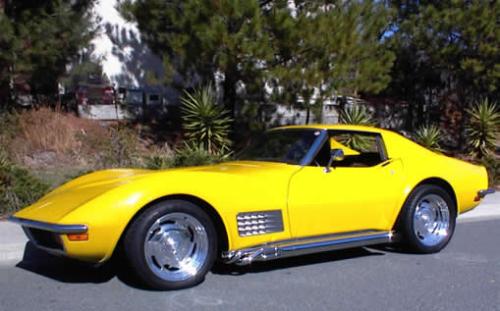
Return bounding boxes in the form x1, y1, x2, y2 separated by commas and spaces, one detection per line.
8, 216, 88, 256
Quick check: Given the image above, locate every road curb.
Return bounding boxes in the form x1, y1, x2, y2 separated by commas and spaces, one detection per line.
458, 193, 500, 222
0, 244, 25, 264
0, 220, 27, 266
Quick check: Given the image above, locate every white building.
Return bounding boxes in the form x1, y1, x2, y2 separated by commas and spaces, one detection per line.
84, 1, 364, 123
89, 0, 177, 104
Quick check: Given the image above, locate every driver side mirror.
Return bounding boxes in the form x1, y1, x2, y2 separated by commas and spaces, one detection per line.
324, 148, 344, 173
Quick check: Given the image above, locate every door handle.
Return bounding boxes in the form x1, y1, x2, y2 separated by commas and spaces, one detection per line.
381, 159, 393, 167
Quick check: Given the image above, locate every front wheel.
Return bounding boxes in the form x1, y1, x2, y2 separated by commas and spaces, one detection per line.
397, 185, 456, 253
123, 200, 217, 290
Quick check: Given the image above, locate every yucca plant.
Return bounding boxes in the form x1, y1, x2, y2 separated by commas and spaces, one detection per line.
339, 105, 375, 126
339, 105, 375, 150
180, 85, 233, 155
466, 99, 500, 158
414, 125, 442, 151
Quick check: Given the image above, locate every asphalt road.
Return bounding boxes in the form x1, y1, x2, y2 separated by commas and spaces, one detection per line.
0, 219, 499, 311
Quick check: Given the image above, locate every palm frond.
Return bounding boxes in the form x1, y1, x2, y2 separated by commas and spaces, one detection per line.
339, 105, 375, 126
180, 85, 233, 155
466, 99, 500, 158
414, 125, 441, 151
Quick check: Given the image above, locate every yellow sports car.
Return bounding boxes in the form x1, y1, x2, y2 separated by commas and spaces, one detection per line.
9, 125, 494, 289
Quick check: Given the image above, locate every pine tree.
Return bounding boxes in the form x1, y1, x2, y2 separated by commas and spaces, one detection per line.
266, 1, 394, 123
386, 1, 500, 144
121, 0, 273, 118
123, 0, 394, 127
0, 0, 96, 106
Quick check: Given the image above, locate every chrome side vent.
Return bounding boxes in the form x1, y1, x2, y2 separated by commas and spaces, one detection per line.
237, 210, 284, 237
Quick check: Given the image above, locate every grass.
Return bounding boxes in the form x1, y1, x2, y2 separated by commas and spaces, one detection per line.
30, 167, 92, 189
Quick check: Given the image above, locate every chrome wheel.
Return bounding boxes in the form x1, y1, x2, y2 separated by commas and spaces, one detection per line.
144, 212, 209, 282
413, 194, 450, 247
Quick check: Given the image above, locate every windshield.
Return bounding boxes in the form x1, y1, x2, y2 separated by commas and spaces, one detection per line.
237, 129, 320, 164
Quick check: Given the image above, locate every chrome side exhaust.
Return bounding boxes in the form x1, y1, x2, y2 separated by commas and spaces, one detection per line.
222, 230, 394, 265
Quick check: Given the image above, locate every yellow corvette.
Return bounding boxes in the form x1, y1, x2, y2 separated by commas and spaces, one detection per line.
9, 124, 493, 289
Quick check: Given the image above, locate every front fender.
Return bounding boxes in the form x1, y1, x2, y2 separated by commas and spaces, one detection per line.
60, 167, 293, 262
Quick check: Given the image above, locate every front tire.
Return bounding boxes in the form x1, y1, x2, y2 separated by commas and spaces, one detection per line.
397, 185, 456, 253
123, 200, 217, 290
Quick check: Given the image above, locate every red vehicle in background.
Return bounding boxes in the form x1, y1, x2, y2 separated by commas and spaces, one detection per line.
75, 83, 125, 120
76, 83, 115, 106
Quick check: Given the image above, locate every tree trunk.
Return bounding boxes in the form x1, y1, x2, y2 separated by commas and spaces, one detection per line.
222, 68, 238, 141
305, 106, 310, 124
223, 70, 237, 119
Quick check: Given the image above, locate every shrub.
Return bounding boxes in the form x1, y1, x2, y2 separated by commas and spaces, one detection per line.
101, 124, 142, 168
4, 107, 109, 167
0, 148, 9, 169
338, 105, 376, 150
466, 99, 500, 158
414, 125, 442, 151
77, 123, 143, 168
339, 105, 375, 126
0, 149, 49, 215
0, 111, 20, 145
17, 107, 82, 154
143, 144, 175, 170
173, 142, 230, 167
481, 154, 500, 187
144, 141, 233, 170
180, 85, 232, 155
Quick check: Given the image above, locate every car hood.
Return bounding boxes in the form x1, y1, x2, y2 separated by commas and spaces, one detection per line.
14, 169, 153, 223
14, 161, 296, 224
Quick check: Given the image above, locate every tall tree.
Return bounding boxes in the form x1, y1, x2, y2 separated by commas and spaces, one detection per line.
121, 0, 273, 118
385, 1, 500, 145
266, 1, 394, 123
123, 0, 394, 127
0, 0, 96, 105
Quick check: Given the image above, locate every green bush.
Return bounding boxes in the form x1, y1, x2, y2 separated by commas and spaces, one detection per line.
466, 99, 499, 158
0, 112, 20, 143
173, 142, 230, 167
99, 124, 141, 168
144, 154, 175, 170
0, 111, 20, 157
0, 150, 49, 215
143, 144, 175, 170
339, 105, 375, 126
413, 124, 442, 151
180, 85, 232, 155
481, 155, 500, 187
143, 142, 231, 170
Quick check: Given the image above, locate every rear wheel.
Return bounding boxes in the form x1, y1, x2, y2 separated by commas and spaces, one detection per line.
123, 200, 217, 290
397, 185, 456, 253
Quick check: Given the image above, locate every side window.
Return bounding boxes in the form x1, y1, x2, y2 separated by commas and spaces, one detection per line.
312, 131, 387, 167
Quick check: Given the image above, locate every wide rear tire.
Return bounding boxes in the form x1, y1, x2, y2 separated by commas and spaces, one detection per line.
397, 185, 456, 253
123, 200, 217, 290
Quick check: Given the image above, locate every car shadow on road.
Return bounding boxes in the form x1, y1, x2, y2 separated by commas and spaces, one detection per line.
16, 242, 386, 288
212, 247, 385, 275
15, 242, 150, 289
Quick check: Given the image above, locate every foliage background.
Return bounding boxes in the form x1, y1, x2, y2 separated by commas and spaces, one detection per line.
0, 1, 498, 214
